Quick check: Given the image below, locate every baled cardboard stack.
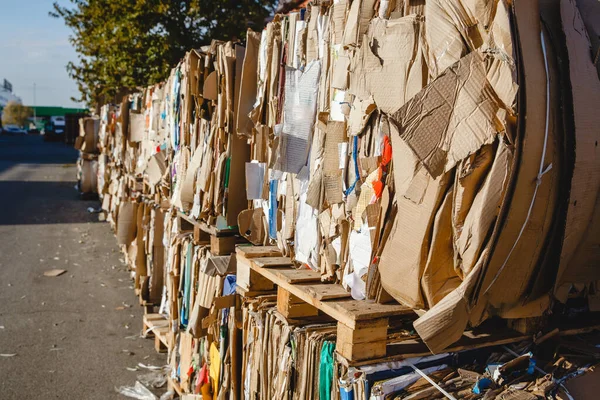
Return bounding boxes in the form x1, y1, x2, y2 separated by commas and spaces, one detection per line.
75, 116, 99, 195
231, 0, 600, 355
85, 0, 600, 398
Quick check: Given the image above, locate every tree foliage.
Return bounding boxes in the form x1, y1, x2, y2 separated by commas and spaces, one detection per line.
51, 0, 275, 106
1, 101, 32, 127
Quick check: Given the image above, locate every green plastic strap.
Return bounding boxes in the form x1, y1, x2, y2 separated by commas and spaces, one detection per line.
224, 157, 231, 189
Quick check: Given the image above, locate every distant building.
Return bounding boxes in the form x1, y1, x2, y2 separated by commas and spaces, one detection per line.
29, 106, 89, 118
27, 106, 89, 132
0, 79, 22, 108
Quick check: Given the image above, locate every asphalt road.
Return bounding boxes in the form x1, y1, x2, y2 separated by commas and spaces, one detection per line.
0, 134, 165, 399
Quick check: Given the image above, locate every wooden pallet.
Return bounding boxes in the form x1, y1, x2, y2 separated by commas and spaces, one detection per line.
143, 313, 171, 353
238, 245, 600, 365
236, 245, 416, 362
168, 376, 183, 397
178, 211, 243, 255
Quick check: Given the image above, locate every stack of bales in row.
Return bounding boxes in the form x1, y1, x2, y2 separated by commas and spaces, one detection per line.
88, 0, 600, 398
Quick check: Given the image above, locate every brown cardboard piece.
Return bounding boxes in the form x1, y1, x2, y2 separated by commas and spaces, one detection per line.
203, 71, 218, 101
226, 130, 251, 227
135, 202, 147, 277
117, 201, 138, 246
331, 0, 348, 45
149, 209, 164, 304
236, 30, 260, 137
575, 0, 600, 78
180, 144, 203, 210
378, 132, 452, 308
146, 150, 167, 186
425, 0, 482, 78
348, 15, 424, 114
342, 0, 376, 48
420, 188, 461, 307
389, 51, 506, 179
128, 112, 145, 143
455, 141, 512, 278
554, 0, 600, 295
238, 208, 266, 245
80, 159, 97, 194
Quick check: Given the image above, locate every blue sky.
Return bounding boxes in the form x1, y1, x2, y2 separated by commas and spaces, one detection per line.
0, 0, 82, 108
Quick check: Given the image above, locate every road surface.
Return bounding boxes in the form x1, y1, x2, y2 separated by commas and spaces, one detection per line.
0, 134, 165, 399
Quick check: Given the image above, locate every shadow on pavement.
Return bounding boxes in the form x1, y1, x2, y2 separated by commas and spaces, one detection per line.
0, 135, 100, 226
0, 181, 101, 225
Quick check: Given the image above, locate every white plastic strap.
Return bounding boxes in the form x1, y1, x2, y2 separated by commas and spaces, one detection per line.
484, 30, 553, 295
407, 363, 457, 400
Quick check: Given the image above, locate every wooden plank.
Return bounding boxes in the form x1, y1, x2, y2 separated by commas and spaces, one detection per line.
154, 326, 169, 353
253, 257, 293, 268
144, 313, 166, 322
213, 294, 237, 310
267, 267, 322, 284
193, 226, 210, 244
210, 235, 237, 255
337, 319, 389, 361
199, 220, 237, 236
177, 211, 237, 236
179, 217, 194, 232
168, 376, 183, 396
235, 285, 276, 298
236, 245, 282, 258
237, 256, 275, 291
277, 288, 319, 318
149, 319, 169, 328
297, 283, 351, 301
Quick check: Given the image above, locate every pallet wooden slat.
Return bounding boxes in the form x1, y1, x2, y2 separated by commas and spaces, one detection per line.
294, 283, 351, 301
268, 267, 322, 284
178, 211, 237, 237
253, 257, 293, 268
236, 245, 281, 258
143, 313, 171, 353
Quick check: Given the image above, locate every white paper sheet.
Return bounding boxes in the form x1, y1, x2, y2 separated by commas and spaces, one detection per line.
245, 161, 266, 200
280, 60, 322, 173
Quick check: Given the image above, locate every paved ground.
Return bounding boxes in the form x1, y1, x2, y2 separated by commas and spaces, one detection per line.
0, 134, 165, 399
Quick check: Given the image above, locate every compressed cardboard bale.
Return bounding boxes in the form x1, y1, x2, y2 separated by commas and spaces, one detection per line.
411, 0, 553, 354
379, 50, 508, 309
80, 159, 98, 194
472, 0, 559, 321
79, 117, 100, 154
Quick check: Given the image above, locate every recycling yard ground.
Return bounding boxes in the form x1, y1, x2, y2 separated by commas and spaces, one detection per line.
0, 134, 163, 399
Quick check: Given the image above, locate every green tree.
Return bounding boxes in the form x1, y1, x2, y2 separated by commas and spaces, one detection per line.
51, 0, 276, 106
1, 101, 32, 128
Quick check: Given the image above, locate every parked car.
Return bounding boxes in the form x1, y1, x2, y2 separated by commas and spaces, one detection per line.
42, 121, 64, 142
2, 124, 27, 135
